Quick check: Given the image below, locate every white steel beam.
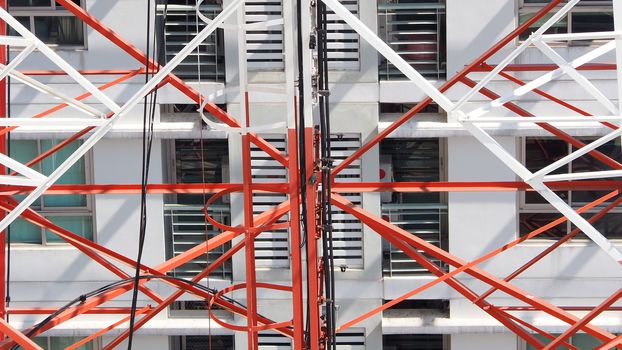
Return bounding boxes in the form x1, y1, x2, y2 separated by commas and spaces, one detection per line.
0, 8, 121, 114
541, 31, 621, 42
463, 121, 622, 264
543, 170, 622, 182
531, 127, 622, 180
535, 40, 618, 115
0, 153, 45, 181
320, 0, 455, 112
466, 41, 615, 119
0, 0, 245, 234
0, 176, 43, 187
1, 64, 105, 118
0, 43, 35, 83
452, 0, 581, 112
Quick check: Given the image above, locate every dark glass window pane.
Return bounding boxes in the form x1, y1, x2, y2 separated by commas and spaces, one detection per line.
571, 138, 621, 205
583, 213, 622, 239
8, 0, 51, 7
525, 138, 569, 204
519, 13, 568, 41
572, 12, 614, 33
183, 336, 234, 350
7, 16, 30, 36
34, 16, 83, 46
44, 216, 93, 243
10, 218, 42, 244
520, 212, 567, 239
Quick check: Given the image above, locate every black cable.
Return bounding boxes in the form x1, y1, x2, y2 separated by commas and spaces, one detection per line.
296, 0, 312, 347
4, 6, 10, 319
316, 2, 336, 349
127, 0, 157, 348
11, 274, 282, 350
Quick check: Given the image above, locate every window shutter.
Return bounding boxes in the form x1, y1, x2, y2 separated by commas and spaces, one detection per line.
245, 0, 285, 71
331, 133, 363, 269
251, 134, 290, 268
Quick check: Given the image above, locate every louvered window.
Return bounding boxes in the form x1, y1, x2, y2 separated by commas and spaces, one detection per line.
336, 329, 366, 350
377, 0, 446, 80
380, 139, 447, 276
258, 333, 291, 350
170, 335, 235, 350
245, 0, 285, 71
331, 134, 364, 269
251, 134, 290, 268
165, 139, 232, 280
256, 329, 365, 350
383, 334, 444, 350
325, 0, 360, 70
158, 0, 226, 81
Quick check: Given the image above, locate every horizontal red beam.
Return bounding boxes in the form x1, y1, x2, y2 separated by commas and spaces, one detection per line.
499, 306, 622, 312
333, 181, 622, 192
472, 63, 616, 72
8, 307, 152, 315
3, 181, 622, 195
17, 69, 145, 76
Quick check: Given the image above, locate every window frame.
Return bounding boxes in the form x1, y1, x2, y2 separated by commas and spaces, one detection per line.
519, 136, 622, 241
10, 138, 95, 246
517, 0, 614, 45
8, 0, 88, 50
33, 336, 99, 350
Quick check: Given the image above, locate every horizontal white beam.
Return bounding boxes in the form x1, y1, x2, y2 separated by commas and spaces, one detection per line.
0, 175, 42, 187
0, 153, 45, 181
543, 170, 622, 182
540, 31, 621, 41
0, 118, 108, 127
0, 36, 33, 47
463, 116, 622, 123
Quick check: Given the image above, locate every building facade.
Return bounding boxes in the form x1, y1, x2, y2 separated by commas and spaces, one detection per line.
3, 0, 620, 349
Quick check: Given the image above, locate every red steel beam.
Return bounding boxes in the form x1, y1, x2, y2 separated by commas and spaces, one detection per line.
460, 76, 622, 171
2, 180, 622, 196
337, 190, 621, 332
484, 62, 619, 131
54, 0, 289, 168
331, 193, 620, 345
475, 193, 622, 304
472, 63, 616, 72
103, 221, 295, 349
0, 68, 143, 140
371, 214, 546, 347
0, 0, 7, 337
286, 128, 305, 349
544, 287, 622, 349
331, 0, 565, 177
66, 306, 152, 350
0, 318, 42, 350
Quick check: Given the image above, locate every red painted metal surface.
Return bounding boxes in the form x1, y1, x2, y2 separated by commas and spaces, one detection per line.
0, 1, 619, 349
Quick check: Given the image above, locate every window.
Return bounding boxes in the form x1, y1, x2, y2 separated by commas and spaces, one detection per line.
165, 139, 232, 279
378, 0, 446, 80
518, 0, 613, 43
157, 0, 225, 81
380, 139, 448, 276
18, 336, 95, 350
170, 335, 234, 350
8, 0, 86, 48
383, 334, 447, 350
9, 139, 93, 244
523, 333, 601, 350
519, 137, 622, 240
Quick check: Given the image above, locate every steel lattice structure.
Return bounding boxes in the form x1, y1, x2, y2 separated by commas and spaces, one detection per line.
0, 0, 619, 349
